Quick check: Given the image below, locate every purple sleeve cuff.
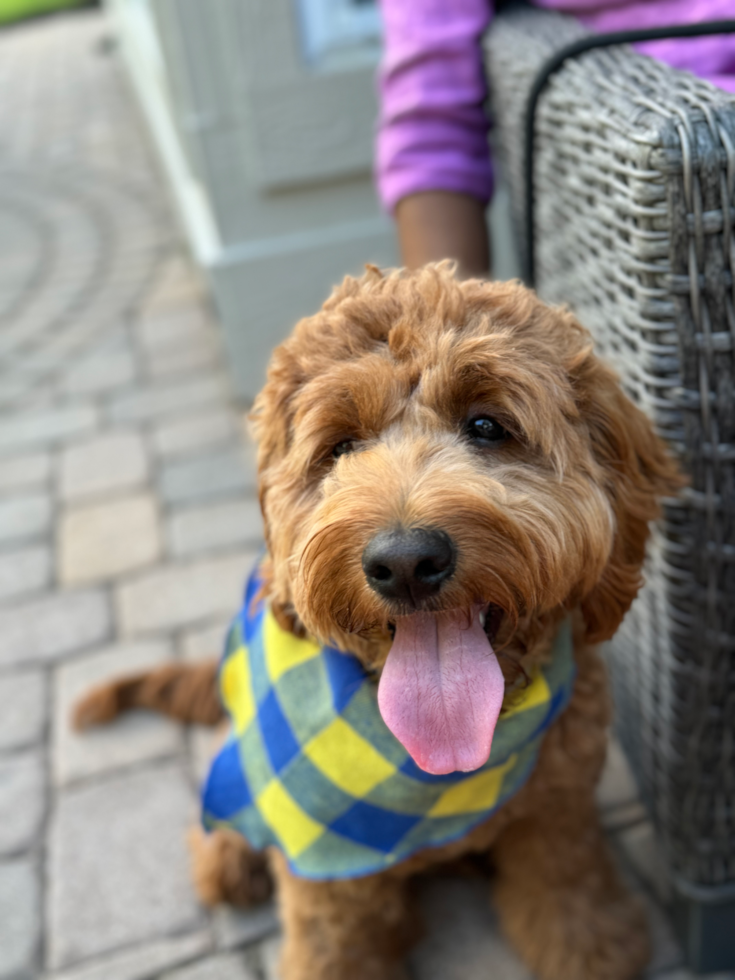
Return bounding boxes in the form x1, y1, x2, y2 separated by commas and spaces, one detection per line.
376, 0, 494, 213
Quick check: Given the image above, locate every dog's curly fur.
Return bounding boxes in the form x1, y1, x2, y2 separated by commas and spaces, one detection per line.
75, 264, 681, 980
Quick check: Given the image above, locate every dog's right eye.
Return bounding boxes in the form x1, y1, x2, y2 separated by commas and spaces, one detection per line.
465, 416, 509, 444
331, 440, 355, 459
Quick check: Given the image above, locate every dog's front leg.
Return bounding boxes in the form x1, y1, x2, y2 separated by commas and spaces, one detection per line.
270, 850, 418, 980
491, 790, 649, 980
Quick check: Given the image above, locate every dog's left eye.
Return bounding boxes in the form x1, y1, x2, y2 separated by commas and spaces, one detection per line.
332, 440, 355, 459
466, 416, 508, 444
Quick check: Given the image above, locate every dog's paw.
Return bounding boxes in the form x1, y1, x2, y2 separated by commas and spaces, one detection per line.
496, 879, 650, 980
188, 825, 273, 907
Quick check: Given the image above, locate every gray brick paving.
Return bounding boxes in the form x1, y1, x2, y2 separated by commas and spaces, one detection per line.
59, 432, 149, 502
0, 751, 45, 855
179, 620, 232, 661
144, 270, 204, 313
0, 544, 51, 601
52, 641, 181, 787
115, 551, 258, 636
0, 10, 711, 980
159, 953, 257, 980
166, 499, 263, 557
188, 724, 222, 788
152, 410, 238, 460
211, 906, 279, 953
63, 335, 137, 396
0, 857, 40, 980
0, 494, 52, 544
0, 452, 51, 493
0, 669, 47, 752
0, 590, 111, 668
0, 404, 98, 454
107, 375, 228, 425
58, 493, 161, 585
147, 341, 219, 381
47, 763, 204, 969
43, 932, 214, 980
135, 309, 212, 354
160, 449, 256, 505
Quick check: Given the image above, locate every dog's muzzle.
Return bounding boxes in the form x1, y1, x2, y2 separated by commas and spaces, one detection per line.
361, 526, 456, 607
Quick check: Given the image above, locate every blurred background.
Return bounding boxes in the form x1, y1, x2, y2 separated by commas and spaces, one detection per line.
103, 0, 521, 399
0, 2, 727, 980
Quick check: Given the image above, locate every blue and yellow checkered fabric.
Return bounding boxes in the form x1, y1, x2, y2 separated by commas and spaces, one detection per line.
202, 565, 576, 880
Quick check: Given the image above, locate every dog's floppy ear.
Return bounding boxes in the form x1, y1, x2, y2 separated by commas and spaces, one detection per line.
248, 347, 310, 637
250, 341, 304, 486
570, 348, 682, 643
249, 342, 303, 552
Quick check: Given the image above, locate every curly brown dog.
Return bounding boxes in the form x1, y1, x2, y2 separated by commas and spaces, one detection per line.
75, 264, 680, 980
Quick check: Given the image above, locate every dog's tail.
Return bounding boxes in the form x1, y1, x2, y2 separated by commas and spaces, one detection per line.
73, 660, 225, 731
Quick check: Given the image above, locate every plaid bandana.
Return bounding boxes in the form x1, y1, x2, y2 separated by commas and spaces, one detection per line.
201, 565, 576, 880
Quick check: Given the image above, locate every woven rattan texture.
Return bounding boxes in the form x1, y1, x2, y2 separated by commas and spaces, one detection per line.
485, 10, 735, 891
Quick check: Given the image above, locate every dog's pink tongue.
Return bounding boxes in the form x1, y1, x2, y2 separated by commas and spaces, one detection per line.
378, 608, 505, 775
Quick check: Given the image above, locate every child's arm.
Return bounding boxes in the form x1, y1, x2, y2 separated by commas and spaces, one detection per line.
395, 191, 489, 279
376, 0, 493, 276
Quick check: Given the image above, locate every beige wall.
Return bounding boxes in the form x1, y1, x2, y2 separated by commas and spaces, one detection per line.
110, 0, 398, 401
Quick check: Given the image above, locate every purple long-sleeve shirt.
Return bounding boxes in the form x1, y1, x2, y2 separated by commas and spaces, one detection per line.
377, 0, 735, 212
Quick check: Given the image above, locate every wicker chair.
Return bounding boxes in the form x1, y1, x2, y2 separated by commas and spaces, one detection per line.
484, 9, 735, 971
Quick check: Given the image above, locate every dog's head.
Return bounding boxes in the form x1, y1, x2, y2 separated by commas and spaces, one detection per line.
251, 264, 680, 774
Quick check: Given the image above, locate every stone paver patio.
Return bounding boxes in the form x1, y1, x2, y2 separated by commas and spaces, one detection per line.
0, 9, 731, 980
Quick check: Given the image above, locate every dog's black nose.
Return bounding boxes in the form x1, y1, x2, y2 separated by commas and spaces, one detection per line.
362, 527, 456, 605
